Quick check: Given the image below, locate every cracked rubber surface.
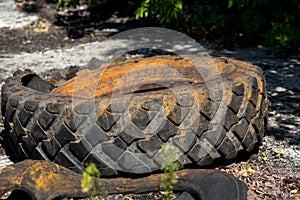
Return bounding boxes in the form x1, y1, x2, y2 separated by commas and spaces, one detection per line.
1, 55, 268, 176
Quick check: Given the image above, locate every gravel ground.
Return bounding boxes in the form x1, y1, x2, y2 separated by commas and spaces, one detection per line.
0, 1, 299, 199
0, 0, 37, 29
213, 48, 300, 199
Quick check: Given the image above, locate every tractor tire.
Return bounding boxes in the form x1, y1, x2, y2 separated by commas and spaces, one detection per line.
1, 55, 268, 176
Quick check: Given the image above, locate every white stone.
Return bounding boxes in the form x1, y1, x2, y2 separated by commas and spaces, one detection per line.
274, 86, 287, 92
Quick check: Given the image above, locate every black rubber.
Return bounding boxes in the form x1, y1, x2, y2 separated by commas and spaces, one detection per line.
0, 160, 247, 200
1, 56, 268, 176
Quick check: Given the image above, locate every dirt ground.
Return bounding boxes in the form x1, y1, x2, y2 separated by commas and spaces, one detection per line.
0, 4, 104, 54
0, 1, 299, 199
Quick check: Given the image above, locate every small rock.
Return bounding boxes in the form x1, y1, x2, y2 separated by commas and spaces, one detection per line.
66, 65, 80, 79
0, 157, 13, 171
274, 86, 287, 93
87, 57, 102, 70
174, 192, 195, 200
269, 70, 278, 74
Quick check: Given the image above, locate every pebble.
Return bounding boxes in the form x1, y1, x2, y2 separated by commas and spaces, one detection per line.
0, 157, 13, 171
274, 86, 287, 93
269, 70, 278, 74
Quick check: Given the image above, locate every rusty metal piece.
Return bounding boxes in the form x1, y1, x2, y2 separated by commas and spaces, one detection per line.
0, 160, 247, 200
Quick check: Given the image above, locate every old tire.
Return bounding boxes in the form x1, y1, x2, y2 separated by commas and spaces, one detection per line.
1, 55, 268, 176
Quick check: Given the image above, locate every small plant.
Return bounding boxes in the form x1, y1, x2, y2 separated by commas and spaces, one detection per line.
160, 144, 180, 200
135, 0, 183, 24
81, 163, 108, 199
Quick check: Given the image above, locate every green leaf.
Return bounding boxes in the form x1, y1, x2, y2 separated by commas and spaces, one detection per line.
81, 163, 108, 197
175, 1, 182, 10
228, 0, 234, 8
85, 163, 101, 178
